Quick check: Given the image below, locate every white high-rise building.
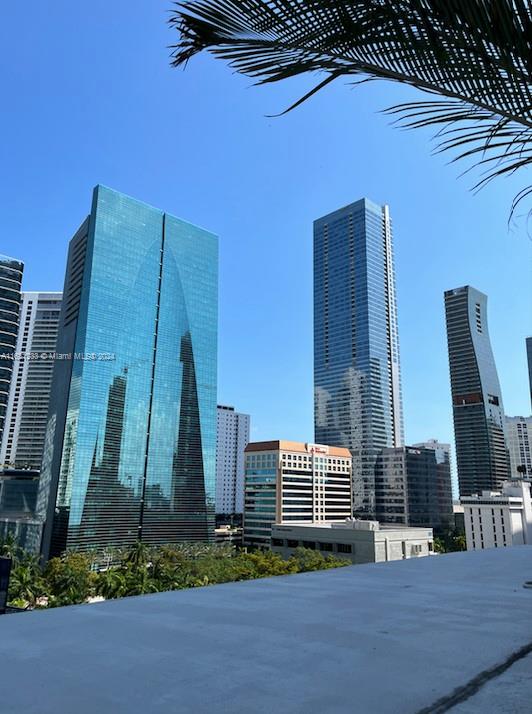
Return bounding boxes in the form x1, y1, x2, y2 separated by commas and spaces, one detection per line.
461, 480, 532, 550
0, 292, 62, 470
216, 405, 250, 515
505, 416, 532, 480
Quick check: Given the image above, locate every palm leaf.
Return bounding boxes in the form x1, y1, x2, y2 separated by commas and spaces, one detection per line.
169, 1, 532, 217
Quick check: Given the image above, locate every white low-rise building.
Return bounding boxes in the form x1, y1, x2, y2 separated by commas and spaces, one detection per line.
461, 480, 532, 550
271, 519, 433, 564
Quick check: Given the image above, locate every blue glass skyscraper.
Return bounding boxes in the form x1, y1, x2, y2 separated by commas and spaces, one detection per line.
314, 198, 404, 516
38, 186, 218, 558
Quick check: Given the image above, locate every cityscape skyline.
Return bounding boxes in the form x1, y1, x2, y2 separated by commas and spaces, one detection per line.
1, 5, 532, 711
1, 3, 530, 470
5, 197, 530, 492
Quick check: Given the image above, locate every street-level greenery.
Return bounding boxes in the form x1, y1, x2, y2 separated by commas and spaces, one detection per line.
433, 527, 466, 554
1, 537, 349, 611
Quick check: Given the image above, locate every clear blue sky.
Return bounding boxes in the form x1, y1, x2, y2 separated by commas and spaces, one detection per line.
1, 2, 531, 462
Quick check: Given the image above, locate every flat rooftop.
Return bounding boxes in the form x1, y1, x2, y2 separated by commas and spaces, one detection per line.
275, 520, 431, 532
1, 547, 531, 713
245, 440, 351, 457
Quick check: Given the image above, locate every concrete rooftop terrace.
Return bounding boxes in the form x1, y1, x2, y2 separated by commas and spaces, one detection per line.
1, 548, 531, 714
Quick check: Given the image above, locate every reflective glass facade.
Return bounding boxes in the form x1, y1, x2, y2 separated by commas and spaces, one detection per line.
39, 186, 217, 557
445, 286, 509, 496
375, 447, 453, 531
314, 199, 403, 516
0, 255, 24, 449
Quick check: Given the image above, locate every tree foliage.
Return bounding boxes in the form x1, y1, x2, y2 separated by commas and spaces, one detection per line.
433, 527, 467, 553
169, 1, 532, 216
1, 539, 348, 610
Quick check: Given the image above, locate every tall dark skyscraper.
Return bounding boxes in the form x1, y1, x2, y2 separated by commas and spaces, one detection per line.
444, 286, 509, 496
314, 198, 403, 516
527, 336, 532, 411
0, 255, 24, 451
38, 186, 218, 558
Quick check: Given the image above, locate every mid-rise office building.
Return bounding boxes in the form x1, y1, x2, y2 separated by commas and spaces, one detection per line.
216, 405, 250, 516
272, 520, 433, 564
0, 255, 24, 449
314, 198, 403, 517
374, 446, 453, 531
461, 480, 532, 550
243, 441, 352, 548
444, 286, 509, 495
0, 292, 62, 469
37, 186, 218, 559
505, 416, 532, 480
412, 438, 455, 525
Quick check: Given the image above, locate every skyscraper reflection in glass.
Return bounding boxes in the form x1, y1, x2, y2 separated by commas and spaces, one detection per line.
38, 186, 217, 558
314, 198, 404, 516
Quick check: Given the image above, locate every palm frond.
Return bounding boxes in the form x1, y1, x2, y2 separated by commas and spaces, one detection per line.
169, 1, 532, 216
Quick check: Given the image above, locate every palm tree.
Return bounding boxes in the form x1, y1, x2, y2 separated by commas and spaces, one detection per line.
124, 540, 150, 570
169, 1, 532, 215
9, 556, 45, 607
124, 566, 160, 596
0, 533, 21, 560
97, 568, 127, 600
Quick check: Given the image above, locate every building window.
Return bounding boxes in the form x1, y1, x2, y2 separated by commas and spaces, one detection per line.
301, 541, 316, 550
319, 542, 333, 552
287, 539, 298, 548
337, 543, 352, 553
271, 538, 284, 547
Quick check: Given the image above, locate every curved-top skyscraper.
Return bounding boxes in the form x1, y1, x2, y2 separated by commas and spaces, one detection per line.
314, 198, 404, 517
444, 285, 509, 496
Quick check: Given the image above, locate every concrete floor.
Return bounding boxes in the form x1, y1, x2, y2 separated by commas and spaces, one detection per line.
449, 653, 532, 713
1, 547, 531, 714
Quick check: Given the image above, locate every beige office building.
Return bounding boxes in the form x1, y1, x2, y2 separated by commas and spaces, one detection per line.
243, 441, 352, 548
